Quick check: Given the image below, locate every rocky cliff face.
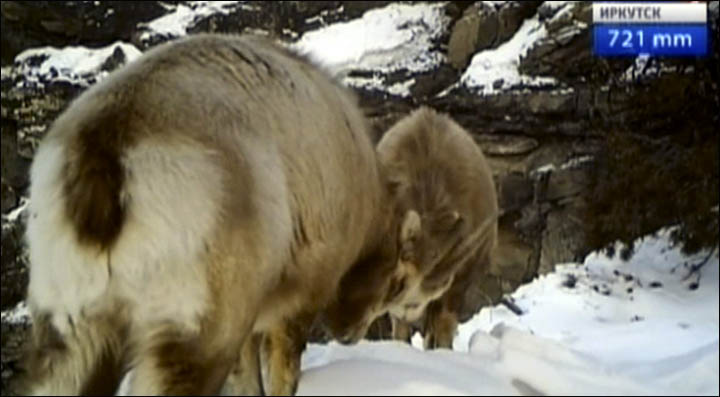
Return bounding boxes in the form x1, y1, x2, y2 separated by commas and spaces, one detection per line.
1, 1, 718, 392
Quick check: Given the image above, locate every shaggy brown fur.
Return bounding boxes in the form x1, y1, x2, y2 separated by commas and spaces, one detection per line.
19, 34, 403, 396
254, 108, 499, 394
375, 107, 499, 349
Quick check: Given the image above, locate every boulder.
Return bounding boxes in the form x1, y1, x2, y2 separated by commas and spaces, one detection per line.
0, 182, 16, 214
1, 119, 29, 194
448, 1, 542, 70
1, 218, 28, 313
1, 1, 169, 65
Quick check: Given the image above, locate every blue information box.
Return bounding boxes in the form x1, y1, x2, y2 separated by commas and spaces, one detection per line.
593, 24, 708, 56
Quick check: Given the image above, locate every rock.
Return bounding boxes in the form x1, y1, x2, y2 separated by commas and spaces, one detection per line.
519, 2, 610, 84
1, 41, 141, 177
1, 118, 30, 192
562, 274, 578, 288
143, 1, 395, 49
544, 166, 589, 202
497, 171, 534, 212
493, 216, 535, 286
99, 45, 129, 73
475, 135, 539, 157
410, 64, 460, 100
1, 219, 28, 312
430, 88, 602, 138
362, 101, 414, 144
448, 2, 496, 69
539, 199, 588, 275
0, 319, 31, 396
527, 90, 574, 114
447, 1, 541, 70
1, 1, 169, 65
537, 2, 559, 22
1, 183, 17, 214
496, 1, 543, 43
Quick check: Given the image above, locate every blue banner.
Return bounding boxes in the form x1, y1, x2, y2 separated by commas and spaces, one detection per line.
593, 24, 708, 56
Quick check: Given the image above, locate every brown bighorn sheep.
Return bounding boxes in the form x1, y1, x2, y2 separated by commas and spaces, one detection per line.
19, 33, 405, 396
253, 107, 499, 394
375, 107, 499, 350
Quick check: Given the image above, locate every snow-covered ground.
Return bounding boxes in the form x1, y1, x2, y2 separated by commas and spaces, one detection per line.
3, 228, 716, 396
12, 42, 142, 87
458, 13, 557, 95
5, 1, 571, 97
0, 301, 29, 324
298, 229, 719, 396
292, 3, 448, 96
293, 3, 446, 74
137, 1, 247, 45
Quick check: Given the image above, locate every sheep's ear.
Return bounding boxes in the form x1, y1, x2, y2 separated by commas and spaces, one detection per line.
399, 210, 422, 260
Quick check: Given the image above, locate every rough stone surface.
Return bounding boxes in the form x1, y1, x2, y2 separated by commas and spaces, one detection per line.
475, 135, 539, 157
1, 218, 27, 314
0, 183, 17, 214
540, 198, 588, 275
448, 2, 494, 69
0, 319, 30, 396
1, 1, 170, 65
448, 1, 542, 70
142, 1, 396, 49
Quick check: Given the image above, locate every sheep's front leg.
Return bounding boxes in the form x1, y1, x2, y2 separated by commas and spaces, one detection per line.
260, 314, 313, 396
222, 333, 263, 396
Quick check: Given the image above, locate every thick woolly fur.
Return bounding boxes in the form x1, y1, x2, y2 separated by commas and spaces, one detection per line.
375, 107, 499, 350
20, 34, 394, 396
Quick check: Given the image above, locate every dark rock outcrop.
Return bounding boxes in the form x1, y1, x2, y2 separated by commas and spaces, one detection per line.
1, 219, 27, 313
1, 1, 170, 65
448, 1, 543, 69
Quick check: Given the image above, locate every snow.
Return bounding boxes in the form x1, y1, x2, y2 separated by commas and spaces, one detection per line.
137, 1, 449, 96
482, 1, 511, 7
0, 301, 30, 325
546, 1, 575, 23
343, 75, 418, 97
560, 155, 594, 170
13, 42, 142, 87
137, 1, 246, 43
299, 341, 518, 396
621, 54, 695, 83
458, 14, 558, 95
529, 163, 556, 177
528, 155, 593, 179
293, 3, 446, 73
292, 3, 449, 96
13, 222, 716, 395
298, 229, 719, 395
1, 198, 29, 225
29, 227, 717, 395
